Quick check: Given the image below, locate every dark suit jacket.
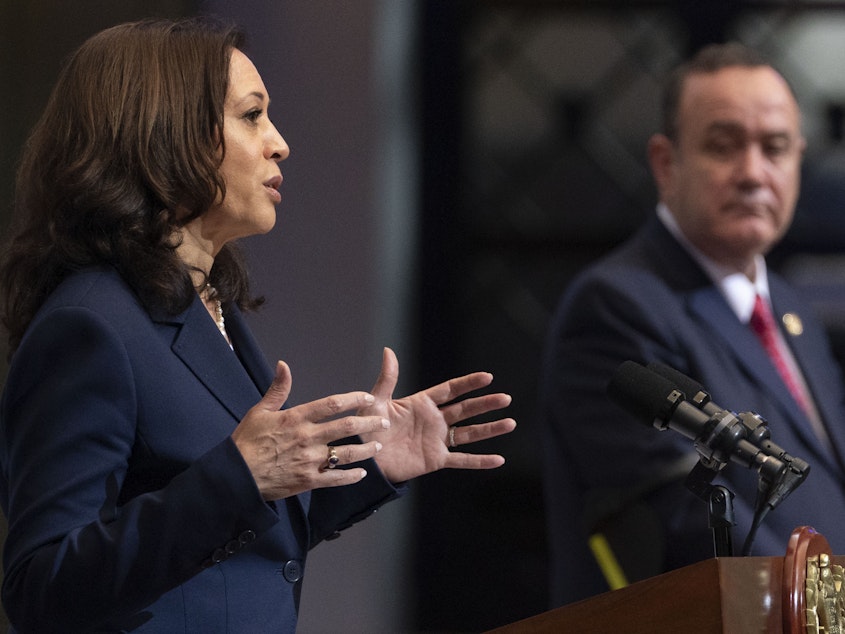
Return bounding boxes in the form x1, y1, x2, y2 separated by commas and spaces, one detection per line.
0, 266, 401, 632
540, 215, 845, 607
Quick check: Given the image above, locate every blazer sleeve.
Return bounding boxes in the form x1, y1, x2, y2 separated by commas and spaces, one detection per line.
307, 463, 406, 548
0, 305, 280, 631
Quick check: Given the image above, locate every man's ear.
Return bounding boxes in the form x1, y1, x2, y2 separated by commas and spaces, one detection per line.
647, 133, 674, 199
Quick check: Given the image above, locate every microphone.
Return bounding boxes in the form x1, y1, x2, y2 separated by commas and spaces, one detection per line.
607, 361, 785, 482
645, 362, 720, 416
646, 361, 810, 474
644, 361, 810, 511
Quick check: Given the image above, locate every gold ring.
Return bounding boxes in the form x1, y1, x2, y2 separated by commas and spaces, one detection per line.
326, 446, 339, 469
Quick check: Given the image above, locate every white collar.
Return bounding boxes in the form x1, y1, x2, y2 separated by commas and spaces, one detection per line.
656, 203, 769, 323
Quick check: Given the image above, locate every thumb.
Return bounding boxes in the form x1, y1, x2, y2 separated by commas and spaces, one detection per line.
260, 360, 292, 411
370, 347, 399, 401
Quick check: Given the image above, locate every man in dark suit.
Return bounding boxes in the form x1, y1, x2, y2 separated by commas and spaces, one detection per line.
540, 42, 845, 607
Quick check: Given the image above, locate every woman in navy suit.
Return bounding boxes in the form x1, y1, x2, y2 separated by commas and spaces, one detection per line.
0, 18, 515, 632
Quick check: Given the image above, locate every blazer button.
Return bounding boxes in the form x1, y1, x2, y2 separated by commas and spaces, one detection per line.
282, 559, 302, 583
225, 540, 240, 555
211, 548, 227, 564
239, 530, 256, 545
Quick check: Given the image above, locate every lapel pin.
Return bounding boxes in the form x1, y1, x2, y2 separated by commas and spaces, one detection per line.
782, 312, 803, 336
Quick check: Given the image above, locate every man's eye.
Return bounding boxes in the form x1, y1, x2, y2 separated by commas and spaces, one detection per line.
705, 139, 735, 156
764, 140, 791, 157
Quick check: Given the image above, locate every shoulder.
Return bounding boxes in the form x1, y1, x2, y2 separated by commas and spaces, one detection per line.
33, 266, 156, 329
562, 218, 707, 310
20, 267, 161, 356
560, 238, 671, 309
43, 266, 139, 310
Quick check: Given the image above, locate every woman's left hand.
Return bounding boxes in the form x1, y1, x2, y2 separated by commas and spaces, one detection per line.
358, 348, 516, 483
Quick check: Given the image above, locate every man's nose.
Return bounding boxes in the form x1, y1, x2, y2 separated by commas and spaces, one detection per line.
734, 145, 767, 187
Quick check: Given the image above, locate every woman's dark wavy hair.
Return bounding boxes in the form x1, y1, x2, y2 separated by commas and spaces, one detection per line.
0, 17, 264, 354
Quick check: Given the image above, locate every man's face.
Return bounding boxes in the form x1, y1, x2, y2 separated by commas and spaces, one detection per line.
651, 66, 805, 273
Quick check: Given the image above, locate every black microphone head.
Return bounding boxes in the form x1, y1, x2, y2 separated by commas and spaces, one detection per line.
646, 362, 715, 412
646, 361, 704, 395
607, 360, 684, 427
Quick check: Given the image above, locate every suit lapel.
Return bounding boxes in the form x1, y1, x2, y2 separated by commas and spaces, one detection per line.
769, 278, 845, 472
225, 307, 275, 394
769, 278, 825, 409
156, 297, 262, 424
686, 282, 840, 473
687, 287, 795, 413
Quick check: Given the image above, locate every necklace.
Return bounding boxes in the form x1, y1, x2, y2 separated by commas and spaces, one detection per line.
205, 286, 229, 340
212, 297, 226, 336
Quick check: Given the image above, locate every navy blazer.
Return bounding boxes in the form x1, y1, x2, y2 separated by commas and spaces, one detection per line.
0, 267, 401, 632
540, 215, 845, 606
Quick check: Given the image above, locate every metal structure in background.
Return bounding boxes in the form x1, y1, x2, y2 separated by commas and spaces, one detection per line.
415, 1, 845, 631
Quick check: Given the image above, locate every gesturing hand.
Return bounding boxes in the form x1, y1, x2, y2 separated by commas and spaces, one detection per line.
231, 360, 390, 500
358, 348, 516, 483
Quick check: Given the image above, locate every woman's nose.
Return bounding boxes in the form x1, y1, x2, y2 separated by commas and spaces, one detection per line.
267, 122, 290, 162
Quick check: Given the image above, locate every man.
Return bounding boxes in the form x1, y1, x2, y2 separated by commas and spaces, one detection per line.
540, 43, 845, 607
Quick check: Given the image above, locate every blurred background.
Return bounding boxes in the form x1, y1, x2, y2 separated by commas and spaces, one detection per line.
4, 1, 845, 632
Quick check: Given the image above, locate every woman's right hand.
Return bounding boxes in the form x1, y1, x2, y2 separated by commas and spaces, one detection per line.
231, 360, 390, 500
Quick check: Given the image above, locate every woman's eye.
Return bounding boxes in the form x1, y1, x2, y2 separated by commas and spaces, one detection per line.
244, 109, 262, 123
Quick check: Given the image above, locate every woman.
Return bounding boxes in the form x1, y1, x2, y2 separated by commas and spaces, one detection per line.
0, 17, 515, 632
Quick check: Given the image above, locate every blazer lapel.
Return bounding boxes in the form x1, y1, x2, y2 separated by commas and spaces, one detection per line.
688, 287, 791, 409
769, 278, 845, 473
150, 295, 312, 545
687, 285, 839, 471
156, 297, 262, 423
225, 307, 275, 394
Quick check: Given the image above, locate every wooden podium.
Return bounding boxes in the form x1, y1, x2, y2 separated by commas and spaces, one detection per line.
489, 527, 840, 633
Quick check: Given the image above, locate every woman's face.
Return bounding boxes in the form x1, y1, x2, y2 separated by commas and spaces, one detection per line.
204, 49, 289, 247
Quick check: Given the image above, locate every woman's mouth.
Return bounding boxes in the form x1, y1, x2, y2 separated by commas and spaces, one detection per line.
264, 175, 283, 203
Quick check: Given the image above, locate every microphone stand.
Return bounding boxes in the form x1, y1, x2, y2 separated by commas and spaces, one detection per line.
610, 361, 810, 558
682, 410, 807, 558
684, 460, 735, 557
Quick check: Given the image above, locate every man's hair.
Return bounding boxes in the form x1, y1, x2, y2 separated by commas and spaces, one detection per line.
0, 17, 263, 353
661, 42, 795, 141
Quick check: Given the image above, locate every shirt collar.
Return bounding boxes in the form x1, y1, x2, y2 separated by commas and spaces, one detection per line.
656, 203, 769, 323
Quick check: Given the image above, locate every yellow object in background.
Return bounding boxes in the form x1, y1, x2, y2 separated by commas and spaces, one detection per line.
588, 533, 629, 591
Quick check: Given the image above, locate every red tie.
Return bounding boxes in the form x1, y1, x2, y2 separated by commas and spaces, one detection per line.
749, 295, 809, 413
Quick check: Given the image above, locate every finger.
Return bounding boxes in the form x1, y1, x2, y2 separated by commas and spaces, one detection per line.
316, 467, 369, 488
295, 391, 376, 423
425, 371, 494, 406
449, 418, 516, 447
313, 415, 390, 444
369, 347, 399, 402
257, 361, 292, 412
320, 441, 383, 470
443, 452, 506, 470
441, 393, 512, 425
